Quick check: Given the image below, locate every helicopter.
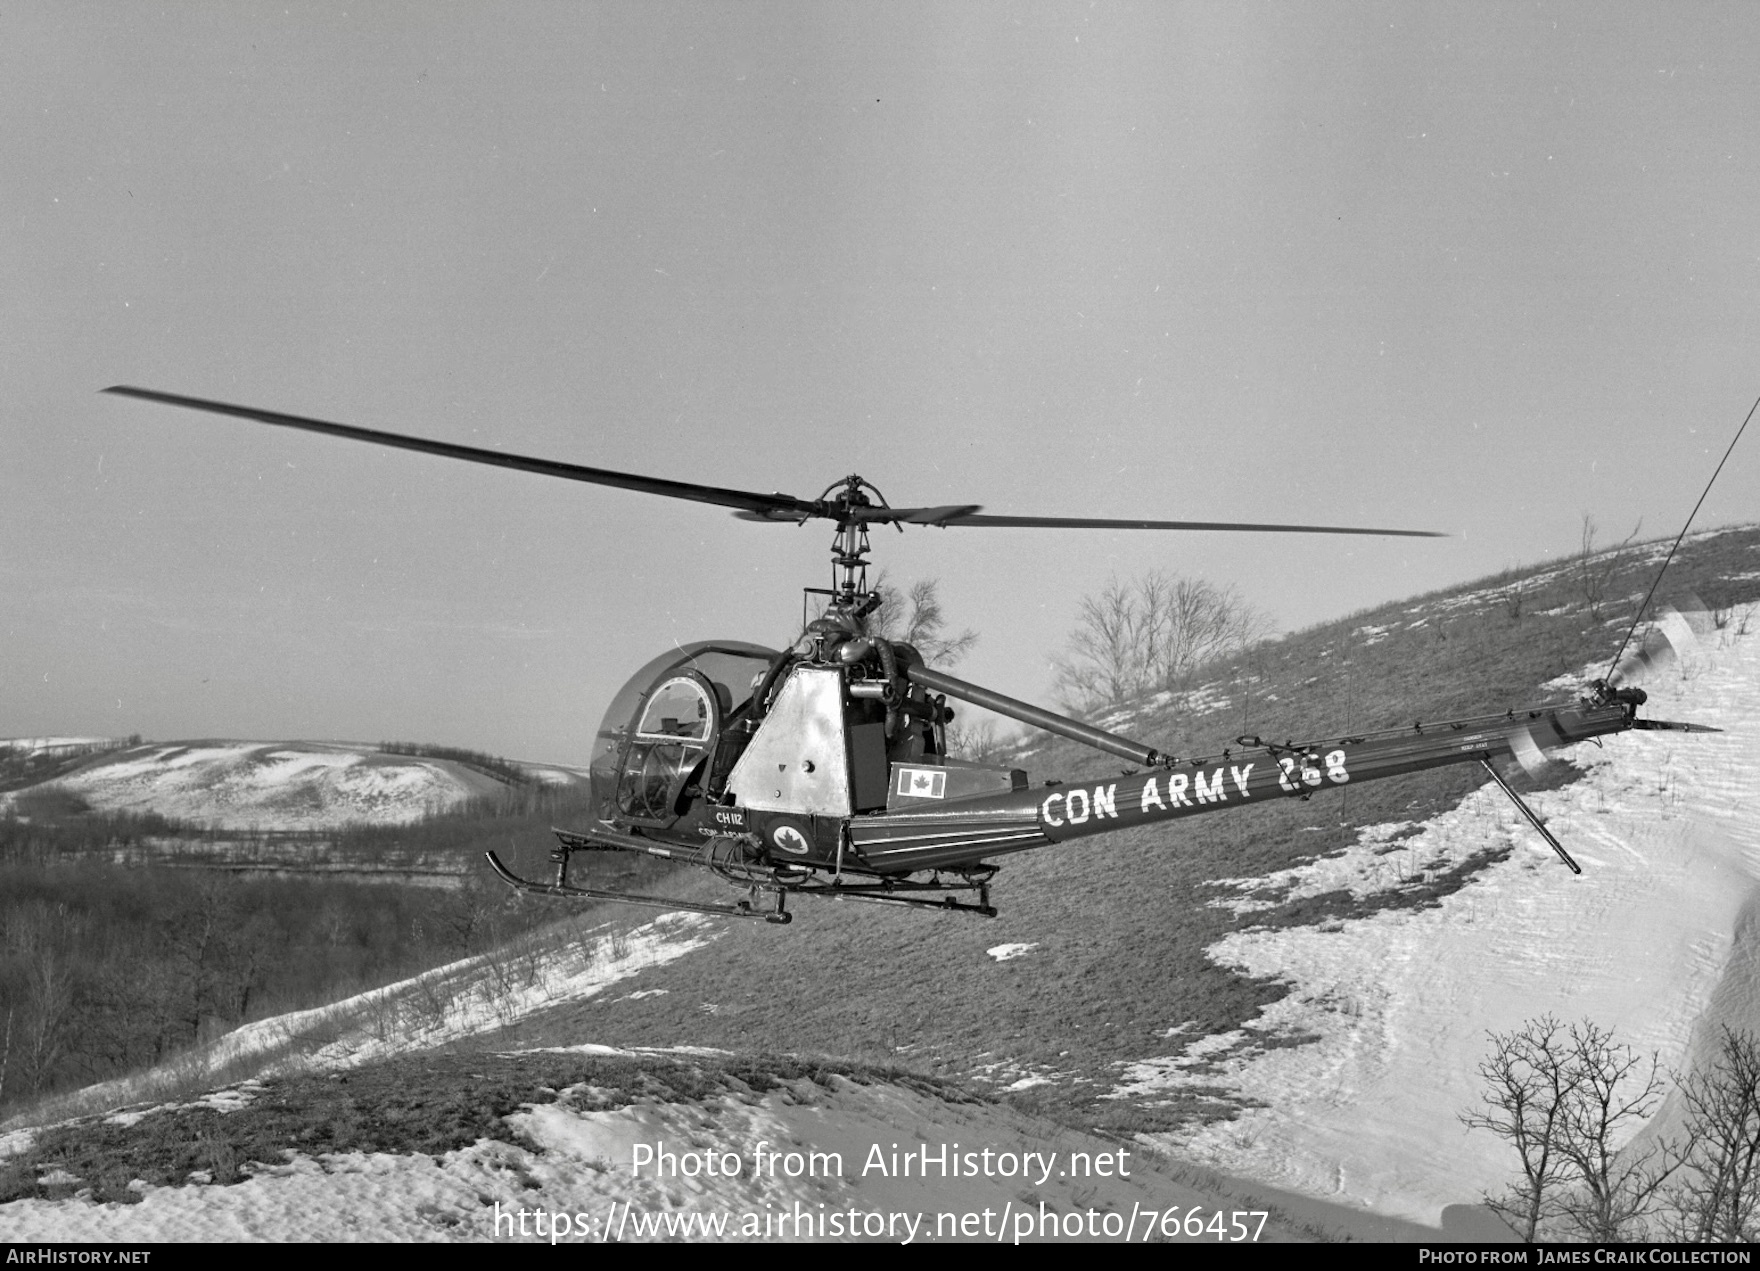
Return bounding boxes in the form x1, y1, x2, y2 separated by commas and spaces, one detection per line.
102, 385, 1719, 924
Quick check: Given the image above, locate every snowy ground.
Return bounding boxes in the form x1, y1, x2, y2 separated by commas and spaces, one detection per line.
510, 760, 592, 786
18, 912, 723, 1128
7, 604, 1755, 1239
0, 1068, 1343, 1244
0, 910, 1415, 1243
1132, 611, 1760, 1226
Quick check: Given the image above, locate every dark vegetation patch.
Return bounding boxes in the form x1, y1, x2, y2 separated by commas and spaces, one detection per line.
0, 743, 663, 1122
0, 1048, 978, 1205
1247, 846, 1516, 931
321, 780, 604, 863
0, 738, 138, 795
0, 865, 548, 1120
375, 741, 533, 788
1008, 1078, 1258, 1137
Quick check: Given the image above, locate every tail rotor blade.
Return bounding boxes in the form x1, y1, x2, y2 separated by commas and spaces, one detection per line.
1663, 593, 1712, 642
1613, 598, 1703, 685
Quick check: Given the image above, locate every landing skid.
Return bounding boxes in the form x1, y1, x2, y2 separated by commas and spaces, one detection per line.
483, 850, 793, 924
486, 826, 1001, 921
789, 878, 997, 917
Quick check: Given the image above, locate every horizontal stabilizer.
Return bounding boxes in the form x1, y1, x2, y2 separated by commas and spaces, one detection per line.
1633, 718, 1723, 734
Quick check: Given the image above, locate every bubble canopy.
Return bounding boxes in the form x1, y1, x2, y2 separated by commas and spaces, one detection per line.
588, 640, 780, 821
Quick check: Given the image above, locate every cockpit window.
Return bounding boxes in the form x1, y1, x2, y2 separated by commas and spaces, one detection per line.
588, 640, 780, 824
636, 677, 714, 742
679, 650, 773, 718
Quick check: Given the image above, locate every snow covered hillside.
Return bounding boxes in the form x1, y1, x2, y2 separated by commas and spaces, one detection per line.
0, 913, 1426, 1243
1138, 610, 1760, 1224
0, 740, 555, 830
0, 1059, 1350, 1244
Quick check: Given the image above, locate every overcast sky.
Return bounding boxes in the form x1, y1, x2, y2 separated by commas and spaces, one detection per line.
5, 3, 1759, 762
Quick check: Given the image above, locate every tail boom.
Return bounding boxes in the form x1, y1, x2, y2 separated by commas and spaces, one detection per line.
845, 694, 1665, 873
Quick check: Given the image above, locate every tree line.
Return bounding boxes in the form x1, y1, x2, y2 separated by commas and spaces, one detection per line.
0, 764, 611, 1118
0, 864, 545, 1116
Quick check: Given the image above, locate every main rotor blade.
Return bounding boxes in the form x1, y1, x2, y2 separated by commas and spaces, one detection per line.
736, 503, 989, 525
106, 386, 1444, 538
102, 386, 820, 520
858, 504, 985, 526
733, 505, 1443, 535
924, 513, 1446, 537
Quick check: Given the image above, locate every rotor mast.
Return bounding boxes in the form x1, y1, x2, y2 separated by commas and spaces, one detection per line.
823, 474, 885, 617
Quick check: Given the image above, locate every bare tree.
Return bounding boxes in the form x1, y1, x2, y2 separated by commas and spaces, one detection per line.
1052, 570, 1265, 713
945, 718, 1009, 762
1577, 515, 1643, 622
4, 901, 84, 1096
862, 574, 977, 667
1553, 1020, 1678, 1241
1052, 577, 1149, 709
162, 878, 270, 1041
1162, 574, 1269, 686
1666, 1028, 1760, 1242
1461, 1015, 1581, 1241
1464, 1016, 1678, 1243
22, 945, 76, 1093
0, 1004, 12, 1105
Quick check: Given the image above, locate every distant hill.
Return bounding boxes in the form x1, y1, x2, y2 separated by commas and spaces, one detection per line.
0, 739, 588, 832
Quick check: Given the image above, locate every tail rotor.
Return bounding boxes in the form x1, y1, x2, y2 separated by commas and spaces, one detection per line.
1609, 597, 1705, 688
